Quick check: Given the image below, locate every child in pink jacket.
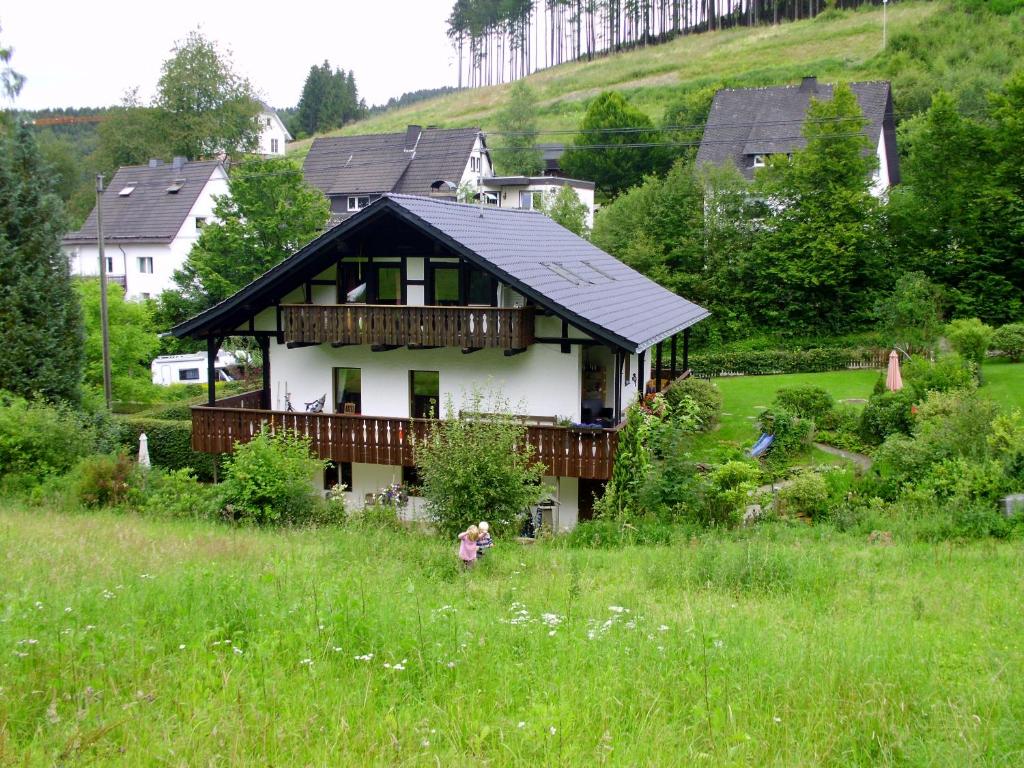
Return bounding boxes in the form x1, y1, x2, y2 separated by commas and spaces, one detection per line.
458, 525, 480, 568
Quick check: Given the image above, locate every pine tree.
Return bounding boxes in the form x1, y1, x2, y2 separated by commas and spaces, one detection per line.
0, 124, 84, 402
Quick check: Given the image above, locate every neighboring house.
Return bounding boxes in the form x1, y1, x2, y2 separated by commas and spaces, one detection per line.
171, 194, 708, 529
257, 103, 292, 157
696, 77, 900, 197
151, 351, 237, 386
62, 158, 228, 301
303, 125, 490, 221
479, 176, 596, 228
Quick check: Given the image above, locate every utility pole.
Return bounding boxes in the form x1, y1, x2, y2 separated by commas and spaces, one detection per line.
882, 0, 888, 50
95, 174, 113, 410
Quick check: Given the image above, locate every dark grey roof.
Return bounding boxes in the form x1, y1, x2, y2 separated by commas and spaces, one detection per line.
172, 194, 708, 352
63, 160, 223, 245
303, 127, 479, 198
484, 175, 595, 190
696, 79, 900, 183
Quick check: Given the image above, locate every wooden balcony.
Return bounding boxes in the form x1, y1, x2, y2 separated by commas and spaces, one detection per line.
191, 400, 618, 480
281, 304, 535, 350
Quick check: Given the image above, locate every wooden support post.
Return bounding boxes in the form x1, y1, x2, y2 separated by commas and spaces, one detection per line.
259, 335, 271, 410
560, 319, 570, 354
206, 336, 218, 406
670, 334, 678, 380
613, 350, 623, 424
683, 327, 690, 373
655, 341, 663, 389
637, 350, 645, 400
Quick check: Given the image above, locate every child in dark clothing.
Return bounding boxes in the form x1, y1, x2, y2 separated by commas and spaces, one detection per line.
475, 521, 493, 558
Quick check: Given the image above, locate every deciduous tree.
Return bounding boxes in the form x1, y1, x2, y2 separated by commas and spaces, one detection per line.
492, 80, 543, 175
537, 184, 588, 236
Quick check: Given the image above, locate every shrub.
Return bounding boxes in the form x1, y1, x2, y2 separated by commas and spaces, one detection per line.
859, 390, 916, 444
415, 389, 545, 539
139, 468, 222, 519
220, 428, 327, 525
701, 460, 760, 527
778, 472, 829, 519
0, 393, 95, 483
662, 377, 722, 431
72, 452, 138, 508
758, 407, 813, 465
945, 318, 994, 371
773, 385, 834, 421
902, 354, 975, 397
115, 417, 215, 480
690, 347, 880, 377
991, 323, 1024, 362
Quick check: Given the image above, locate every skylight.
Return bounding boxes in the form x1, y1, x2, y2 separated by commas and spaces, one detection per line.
166, 179, 186, 193
118, 185, 136, 196
581, 260, 617, 282
541, 262, 591, 286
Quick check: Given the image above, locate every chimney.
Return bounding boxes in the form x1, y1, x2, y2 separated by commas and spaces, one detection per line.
172, 156, 187, 171
404, 125, 422, 153
148, 158, 163, 168
800, 76, 818, 93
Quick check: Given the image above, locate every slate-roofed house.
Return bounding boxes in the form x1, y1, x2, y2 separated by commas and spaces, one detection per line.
173, 194, 708, 529
62, 158, 227, 301
303, 126, 488, 220
696, 77, 900, 196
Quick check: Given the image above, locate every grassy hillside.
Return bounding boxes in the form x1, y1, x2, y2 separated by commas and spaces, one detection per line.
290, 1, 1022, 158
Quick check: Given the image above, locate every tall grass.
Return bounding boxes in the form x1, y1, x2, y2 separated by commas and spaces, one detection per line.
1, 504, 1022, 764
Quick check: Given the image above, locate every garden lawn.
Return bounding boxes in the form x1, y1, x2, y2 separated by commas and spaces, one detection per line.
2, 505, 1023, 765
981, 361, 1024, 413
691, 369, 879, 462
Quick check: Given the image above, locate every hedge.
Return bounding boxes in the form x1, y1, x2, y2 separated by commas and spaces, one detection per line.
691, 348, 888, 377
115, 417, 216, 481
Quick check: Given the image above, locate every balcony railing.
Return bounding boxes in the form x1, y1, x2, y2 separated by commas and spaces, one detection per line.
191, 399, 618, 480
281, 304, 535, 350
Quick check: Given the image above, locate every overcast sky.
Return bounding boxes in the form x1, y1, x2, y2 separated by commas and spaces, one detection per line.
3, 0, 459, 111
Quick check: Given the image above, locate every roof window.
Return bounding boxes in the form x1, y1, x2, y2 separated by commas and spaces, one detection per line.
118, 185, 136, 196
542, 262, 592, 286
166, 179, 186, 193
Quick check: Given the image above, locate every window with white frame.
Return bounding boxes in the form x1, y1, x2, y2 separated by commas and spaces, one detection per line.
178, 368, 200, 381
347, 195, 370, 212
519, 191, 536, 210
469, 156, 479, 173
137, 256, 154, 274
266, 117, 272, 127
104, 256, 114, 273
270, 138, 279, 153
483, 191, 499, 206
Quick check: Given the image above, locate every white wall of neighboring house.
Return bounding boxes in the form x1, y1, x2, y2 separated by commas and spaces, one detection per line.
486, 180, 596, 228
458, 134, 493, 189
870, 130, 891, 199
64, 168, 228, 301
258, 111, 291, 157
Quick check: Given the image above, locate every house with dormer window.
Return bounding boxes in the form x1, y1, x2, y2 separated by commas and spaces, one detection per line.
696, 77, 900, 197
62, 158, 228, 301
171, 194, 708, 528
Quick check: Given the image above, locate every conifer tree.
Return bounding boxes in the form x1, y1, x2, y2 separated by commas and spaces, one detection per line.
0, 124, 84, 402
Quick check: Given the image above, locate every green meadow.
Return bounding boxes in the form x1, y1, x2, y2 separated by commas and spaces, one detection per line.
2, 505, 1023, 766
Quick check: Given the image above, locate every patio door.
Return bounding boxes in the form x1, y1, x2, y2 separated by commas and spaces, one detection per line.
410, 370, 439, 419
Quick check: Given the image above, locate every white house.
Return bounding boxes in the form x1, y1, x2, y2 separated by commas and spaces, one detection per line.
479, 176, 596, 228
62, 158, 228, 301
257, 103, 292, 157
170, 194, 708, 530
696, 77, 900, 197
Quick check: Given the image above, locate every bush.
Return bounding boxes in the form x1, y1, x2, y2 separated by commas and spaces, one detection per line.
778, 472, 829, 519
945, 318, 994, 371
758, 407, 814, 465
860, 390, 916, 445
0, 393, 95, 484
139, 468, 223, 520
773, 385, 834, 421
220, 428, 327, 525
416, 389, 546, 539
701, 460, 760, 527
662, 377, 722, 431
991, 323, 1024, 362
902, 354, 975, 397
71, 452, 138, 508
115, 417, 215, 480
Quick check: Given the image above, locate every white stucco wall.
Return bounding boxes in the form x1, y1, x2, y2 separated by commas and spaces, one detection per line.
870, 130, 891, 199
459, 135, 492, 188
268, 339, 583, 421
489, 181, 596, 228
64, 167, 228, 301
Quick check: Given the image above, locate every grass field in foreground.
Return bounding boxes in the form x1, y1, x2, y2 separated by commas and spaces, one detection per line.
2, 505, 1022, 765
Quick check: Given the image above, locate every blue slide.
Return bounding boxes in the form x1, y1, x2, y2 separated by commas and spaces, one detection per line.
748, 433, 774, 458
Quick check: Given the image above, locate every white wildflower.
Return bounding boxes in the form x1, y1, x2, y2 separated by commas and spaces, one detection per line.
354, 653, 373, 662
540, 613, 562, 627
549, 726, 557, 735
713, 639, 724, 649
548, 630, 556, 637
64, 607, 72, 613
233, 646, 243, 655
299, 658, 313, 666
34, 601, 43, 609
517, 721, 526, 729
608, 606, 626, 613
657, 624, 669, 632
421, 739, 430, 747
179, 644, 186, 650
773, 716, 782, 723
